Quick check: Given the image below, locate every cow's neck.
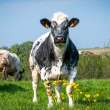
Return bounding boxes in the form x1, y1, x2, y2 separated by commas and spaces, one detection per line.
54, 37, 69, 61
55, 43, 65, 59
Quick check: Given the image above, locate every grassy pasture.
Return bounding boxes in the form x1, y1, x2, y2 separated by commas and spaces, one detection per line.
0, 46, 110, 109
0, 80, 110, 110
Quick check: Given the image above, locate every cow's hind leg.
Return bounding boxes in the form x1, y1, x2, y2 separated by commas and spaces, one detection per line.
55, 80, 62, 103
66, 67, 77, 107
14, 70, 21, 80
32, 66, 39, 102
44, 80, 53, 108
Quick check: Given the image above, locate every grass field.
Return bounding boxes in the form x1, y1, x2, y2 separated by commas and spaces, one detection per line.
0, 80, 110, 110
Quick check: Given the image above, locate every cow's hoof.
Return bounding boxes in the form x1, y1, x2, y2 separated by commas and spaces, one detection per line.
69, 103, 74, 108
57, 99, 61, 104
33, 98, 37, 103
48, 103, 53, 108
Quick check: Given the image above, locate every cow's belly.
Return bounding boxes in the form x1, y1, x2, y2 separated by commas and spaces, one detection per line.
0, 67, 15, 76
7, 66, 16, 75
0, 67, 3, 72
7, 69, 15, 75
40, 65, 69, 80
0, 64, 3, 70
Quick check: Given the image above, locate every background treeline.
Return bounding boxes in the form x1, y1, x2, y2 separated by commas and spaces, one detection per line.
0, 41, 110, 80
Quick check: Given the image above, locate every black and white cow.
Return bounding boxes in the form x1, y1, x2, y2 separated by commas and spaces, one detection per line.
29, 12, 79, 108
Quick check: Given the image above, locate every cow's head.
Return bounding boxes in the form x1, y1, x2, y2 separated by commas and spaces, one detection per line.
40, 12, 79, 44
0, 57, 8, 68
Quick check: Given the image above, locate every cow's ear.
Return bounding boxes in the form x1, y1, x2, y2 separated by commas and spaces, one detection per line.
40, 18, 51, 28
68, 18, 79, 28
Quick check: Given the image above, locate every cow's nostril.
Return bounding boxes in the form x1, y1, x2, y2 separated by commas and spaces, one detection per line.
54, 36, 65, 44
61, 37, 64, 41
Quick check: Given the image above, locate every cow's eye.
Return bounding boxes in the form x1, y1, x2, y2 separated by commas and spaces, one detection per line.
51, 21, 57, 28
63, 26, 67, 30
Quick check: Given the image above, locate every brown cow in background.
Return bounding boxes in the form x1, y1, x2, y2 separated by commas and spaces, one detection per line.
0, 49, 21, 80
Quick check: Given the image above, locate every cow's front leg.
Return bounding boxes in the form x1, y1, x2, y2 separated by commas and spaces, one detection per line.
66, 82, 74, 107
31, 67, 39, 102
55, 80, 62, 103
66, 67, 77, 107
44, 80, 53, 108
2, 66, 8, 80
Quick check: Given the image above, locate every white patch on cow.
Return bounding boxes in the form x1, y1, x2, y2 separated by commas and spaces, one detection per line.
41, 65, 61, 80
40, 61, 71, 80
41, 67, 47, 80
51, 65, 60, 75
40, 59, 62, 80
52, 12, 68, 25
32, 81, 37, 102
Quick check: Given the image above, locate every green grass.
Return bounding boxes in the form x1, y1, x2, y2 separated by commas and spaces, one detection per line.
0, 80, 110, 110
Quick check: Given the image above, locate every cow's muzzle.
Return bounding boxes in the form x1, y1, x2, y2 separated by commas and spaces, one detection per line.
54, 36, 65, 44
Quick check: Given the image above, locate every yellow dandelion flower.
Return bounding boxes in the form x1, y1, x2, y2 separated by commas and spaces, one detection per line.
73, 84, 79, 89
80, 91, 83, 95
68, 93, 73, 97
94, 93, 99, 98
63, 82, 67, 86
57, 80, 63, 85
85, 94, 91, 98
71, 82, 76, 86
73, 86, 76, 89
44, 80, 50, 85
83, 98, 86, 101
76, 88, 80, 91
62, 79, 67, 83
85, 106, 90, 110
61, 95, 65, 100
66, 84, 72, 88
59, 107, 65, 110
93, 99, 96, 102
96, 93, 99, 97
53, 81, 57, 85
47, 91, 52, 96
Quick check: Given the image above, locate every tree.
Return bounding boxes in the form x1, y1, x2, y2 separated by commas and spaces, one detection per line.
10, 41, 33, 80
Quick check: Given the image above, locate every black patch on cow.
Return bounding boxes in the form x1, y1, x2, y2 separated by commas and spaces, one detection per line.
34, 35, 58, 69
36, 41, 40, 46
62, 38, 79, 70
